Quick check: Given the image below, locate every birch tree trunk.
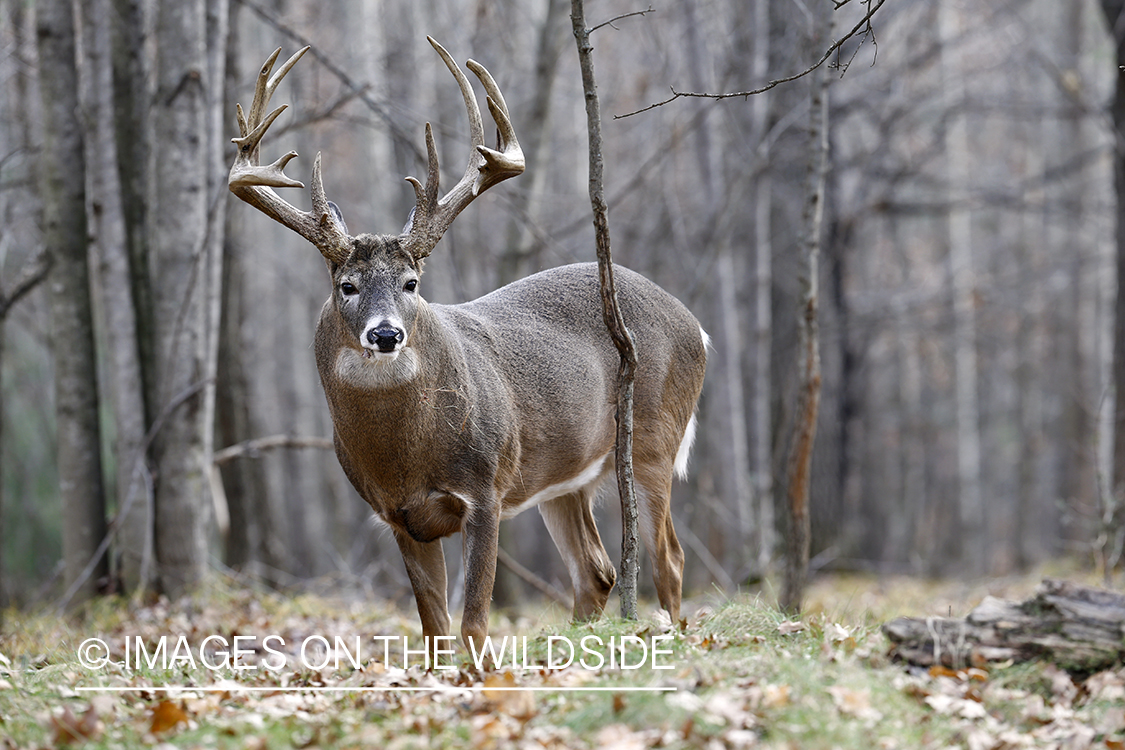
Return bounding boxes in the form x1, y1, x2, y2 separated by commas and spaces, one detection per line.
149, 0, 217, 596
1100, 0, 1125, 566
750, 0, 775, 575
939, 1, 985, 574
77, 0, 150, 597
217, 3, 270, 574
682, 0, 752, 579
109, 0, 156, 593
499, 0, 566, 285
779, 5, 830, 615
38, 0, 108, 607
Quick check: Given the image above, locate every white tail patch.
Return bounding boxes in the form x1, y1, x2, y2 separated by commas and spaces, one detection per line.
700, 325, 713, 351
673, 413, 697, 480
670, 326, 709, 481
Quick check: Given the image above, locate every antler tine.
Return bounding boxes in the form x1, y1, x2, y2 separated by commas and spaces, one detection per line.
428, 37, 486, 151
401, 38, 525, 261
247, 47, 308, 128
403, 123, 441, 234
228, 46, 352, 265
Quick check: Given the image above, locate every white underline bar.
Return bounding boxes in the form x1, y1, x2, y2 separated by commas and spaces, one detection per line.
75, 685, 676, 693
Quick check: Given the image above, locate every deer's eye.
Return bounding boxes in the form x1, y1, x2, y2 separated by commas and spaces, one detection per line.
340, 282, 358, 296
403, 279, 418, 293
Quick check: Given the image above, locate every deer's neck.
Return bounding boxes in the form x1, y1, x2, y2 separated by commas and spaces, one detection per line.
321, 298, 451, 392
318, 298, 500, 511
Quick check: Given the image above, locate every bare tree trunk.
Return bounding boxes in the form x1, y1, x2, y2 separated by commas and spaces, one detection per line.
217, 2, 269, 574
76, 0, 149, 597
682, 0, 751, 583
749, 0, 775, 576
940, 1, 984, 574
150, 0, 214, 596
203, 0, 231, 548
779, 10, 830, 615
38, 0, 108, 607
499, 0, 566, 285
109, 0, 156, 594
1100, 0, 1125, 569
571, 0, 641, 619
0, 250, 52, 614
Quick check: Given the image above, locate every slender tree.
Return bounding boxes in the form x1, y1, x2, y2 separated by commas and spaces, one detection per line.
148, 0, 219, 596
571, 0, 642, 619
109, 0, 156, 594
940, 0, 984, 573
37, 0, 108, 607
1100, 0, 1125, 570
779, 3, 831, 615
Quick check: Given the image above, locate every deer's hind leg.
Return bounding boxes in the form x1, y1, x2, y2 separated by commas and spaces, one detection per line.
634, 461, 685, 624
539, 485, 617, 621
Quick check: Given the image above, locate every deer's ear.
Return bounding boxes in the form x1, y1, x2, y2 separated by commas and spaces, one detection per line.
327, 201, 349, 235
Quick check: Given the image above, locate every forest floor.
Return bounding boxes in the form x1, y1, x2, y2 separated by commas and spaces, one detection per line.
1, 563, 1122, 749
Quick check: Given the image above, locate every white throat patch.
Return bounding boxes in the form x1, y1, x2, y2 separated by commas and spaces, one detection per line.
335, 346, 419, 389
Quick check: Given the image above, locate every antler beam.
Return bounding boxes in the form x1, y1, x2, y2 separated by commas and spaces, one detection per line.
400, 37, 525, 261
228, 46, 352, 264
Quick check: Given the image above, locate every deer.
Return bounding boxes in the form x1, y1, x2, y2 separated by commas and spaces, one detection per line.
228, 39, 708, 649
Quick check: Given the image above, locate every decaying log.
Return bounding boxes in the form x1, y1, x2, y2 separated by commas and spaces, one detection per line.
883, 578, 1125, 672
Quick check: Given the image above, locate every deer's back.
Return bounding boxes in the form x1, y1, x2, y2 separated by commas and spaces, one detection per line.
435, 263, 707, 504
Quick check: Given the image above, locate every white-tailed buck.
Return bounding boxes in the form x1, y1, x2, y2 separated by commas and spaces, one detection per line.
228, 39, 707, 647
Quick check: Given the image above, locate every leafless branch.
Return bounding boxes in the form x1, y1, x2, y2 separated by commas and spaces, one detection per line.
271, 85, 372, 139
0, 246, 51, 320
213, 434, 334, 464
616, 0, 886, 119
232, 0, 422, 160
589, 6, 655, 34
572, 0, 642, 621
496, 547, 570, 607
56, 378, 213, 612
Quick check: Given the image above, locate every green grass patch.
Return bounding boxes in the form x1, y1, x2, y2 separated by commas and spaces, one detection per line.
1, 572, 1119, 749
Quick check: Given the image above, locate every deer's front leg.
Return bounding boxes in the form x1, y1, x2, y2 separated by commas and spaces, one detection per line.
394, 531, 452, 639
460, 502, 500, 649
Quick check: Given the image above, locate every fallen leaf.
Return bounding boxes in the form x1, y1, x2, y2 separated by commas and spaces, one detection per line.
149, 700, 189, 734
51, 705, 102, 746
471, 713, 517, 748
482, 671, 536, 721
964, 727, 997, 750
924, 693, 987, 720
1043, 664, 1077, 706
649, 608, 673, 632
724, 728, 758, 749
1085, 670, 1125, 702
828, 685, 883, 722
761, 683, 791, 709
595, 723, 648, 750
1095, 707, 1125, 737
824, 623, 851, 642
929, 665, 960, 680
745, 682, 790, 710
777, 620, 805, 636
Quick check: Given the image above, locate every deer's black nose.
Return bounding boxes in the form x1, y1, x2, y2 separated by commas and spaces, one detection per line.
368, 326, 404, 353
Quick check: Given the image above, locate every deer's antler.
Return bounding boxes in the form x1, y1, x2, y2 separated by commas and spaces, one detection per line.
228, 46, 352, 265
400, 37, 525, 261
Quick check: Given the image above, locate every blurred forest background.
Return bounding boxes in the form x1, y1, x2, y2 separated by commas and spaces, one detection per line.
2, 0, 1124, 613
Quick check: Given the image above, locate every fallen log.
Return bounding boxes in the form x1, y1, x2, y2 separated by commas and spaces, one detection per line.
883, 578, 1125, 672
